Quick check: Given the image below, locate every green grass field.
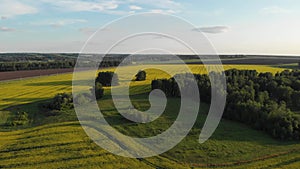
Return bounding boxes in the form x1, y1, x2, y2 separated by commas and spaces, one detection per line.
1, 64, 299, 168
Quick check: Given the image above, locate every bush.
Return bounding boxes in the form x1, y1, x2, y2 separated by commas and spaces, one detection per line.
96, 71, 119, 86
46, 93, 73, 111
9, 112, 30, 126
135, 70, 146, 81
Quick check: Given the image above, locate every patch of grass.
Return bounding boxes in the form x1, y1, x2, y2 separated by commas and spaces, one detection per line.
0, 111, 10, 126
0, 122, 157, 169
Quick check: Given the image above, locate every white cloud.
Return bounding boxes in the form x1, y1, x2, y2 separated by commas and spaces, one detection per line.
150, 9, 165, 13
192, 26, 230, 34
0, 27, 16, 32
41, 0, 181, 15
129, 5, 142, 10
40, 0, 143, 15
50, 19, 87, 27
1, 16, 8, 20
42, 0, 119, 12
134, 0, 181, 13
0, 0, 182, 19
79, 27, 97, 35
149, 9, 177, 14
0, 0, 37, 18
260, 6, 292, 14
133, 0, 181, 10
32, 19, 87, 27
0, 0, 182, 17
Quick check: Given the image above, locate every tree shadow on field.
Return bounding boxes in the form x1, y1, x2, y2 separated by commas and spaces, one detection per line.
24, 79, 93, 86
271, 64, 299, 70
207, 117, 299, 146
3, 97, 49, 102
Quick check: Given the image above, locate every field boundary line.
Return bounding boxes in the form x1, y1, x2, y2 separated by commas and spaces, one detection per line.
182, 149, 300, 168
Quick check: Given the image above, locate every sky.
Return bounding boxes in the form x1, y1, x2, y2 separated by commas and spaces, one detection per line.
0, 0, 300, 55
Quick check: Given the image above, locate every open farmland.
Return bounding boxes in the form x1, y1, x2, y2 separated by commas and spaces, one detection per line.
1, 64, 300, 168
0, 64, 286, 110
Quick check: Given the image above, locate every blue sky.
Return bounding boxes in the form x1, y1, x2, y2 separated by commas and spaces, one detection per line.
0, 0, 300, 54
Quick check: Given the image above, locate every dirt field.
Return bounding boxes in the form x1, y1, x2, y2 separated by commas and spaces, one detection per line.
183, 57, 300, 65
0, 68, 74, 81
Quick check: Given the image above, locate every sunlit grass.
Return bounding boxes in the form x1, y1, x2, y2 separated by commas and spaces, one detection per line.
0, 98, 300, 168
0, 64, 285, 110
1, 64, 297, 168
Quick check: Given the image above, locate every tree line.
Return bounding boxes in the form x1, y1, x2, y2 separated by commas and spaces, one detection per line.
152, 69, 300, 140
0, 56, 127, 72
0, 61, 75, 71
0, 60, 126, 72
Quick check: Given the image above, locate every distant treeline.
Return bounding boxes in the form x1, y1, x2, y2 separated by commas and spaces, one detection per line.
0, 60, 127, 72
0, 61, 75, 71
1, 53, 299, 71
0, 53, 78, 62
0, 53, 246, 62
0, 53, 128, 71
152, 69, 300, 140
0, 53, 248, 72
0, 55, 127, 72
0, 53, 76, 71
